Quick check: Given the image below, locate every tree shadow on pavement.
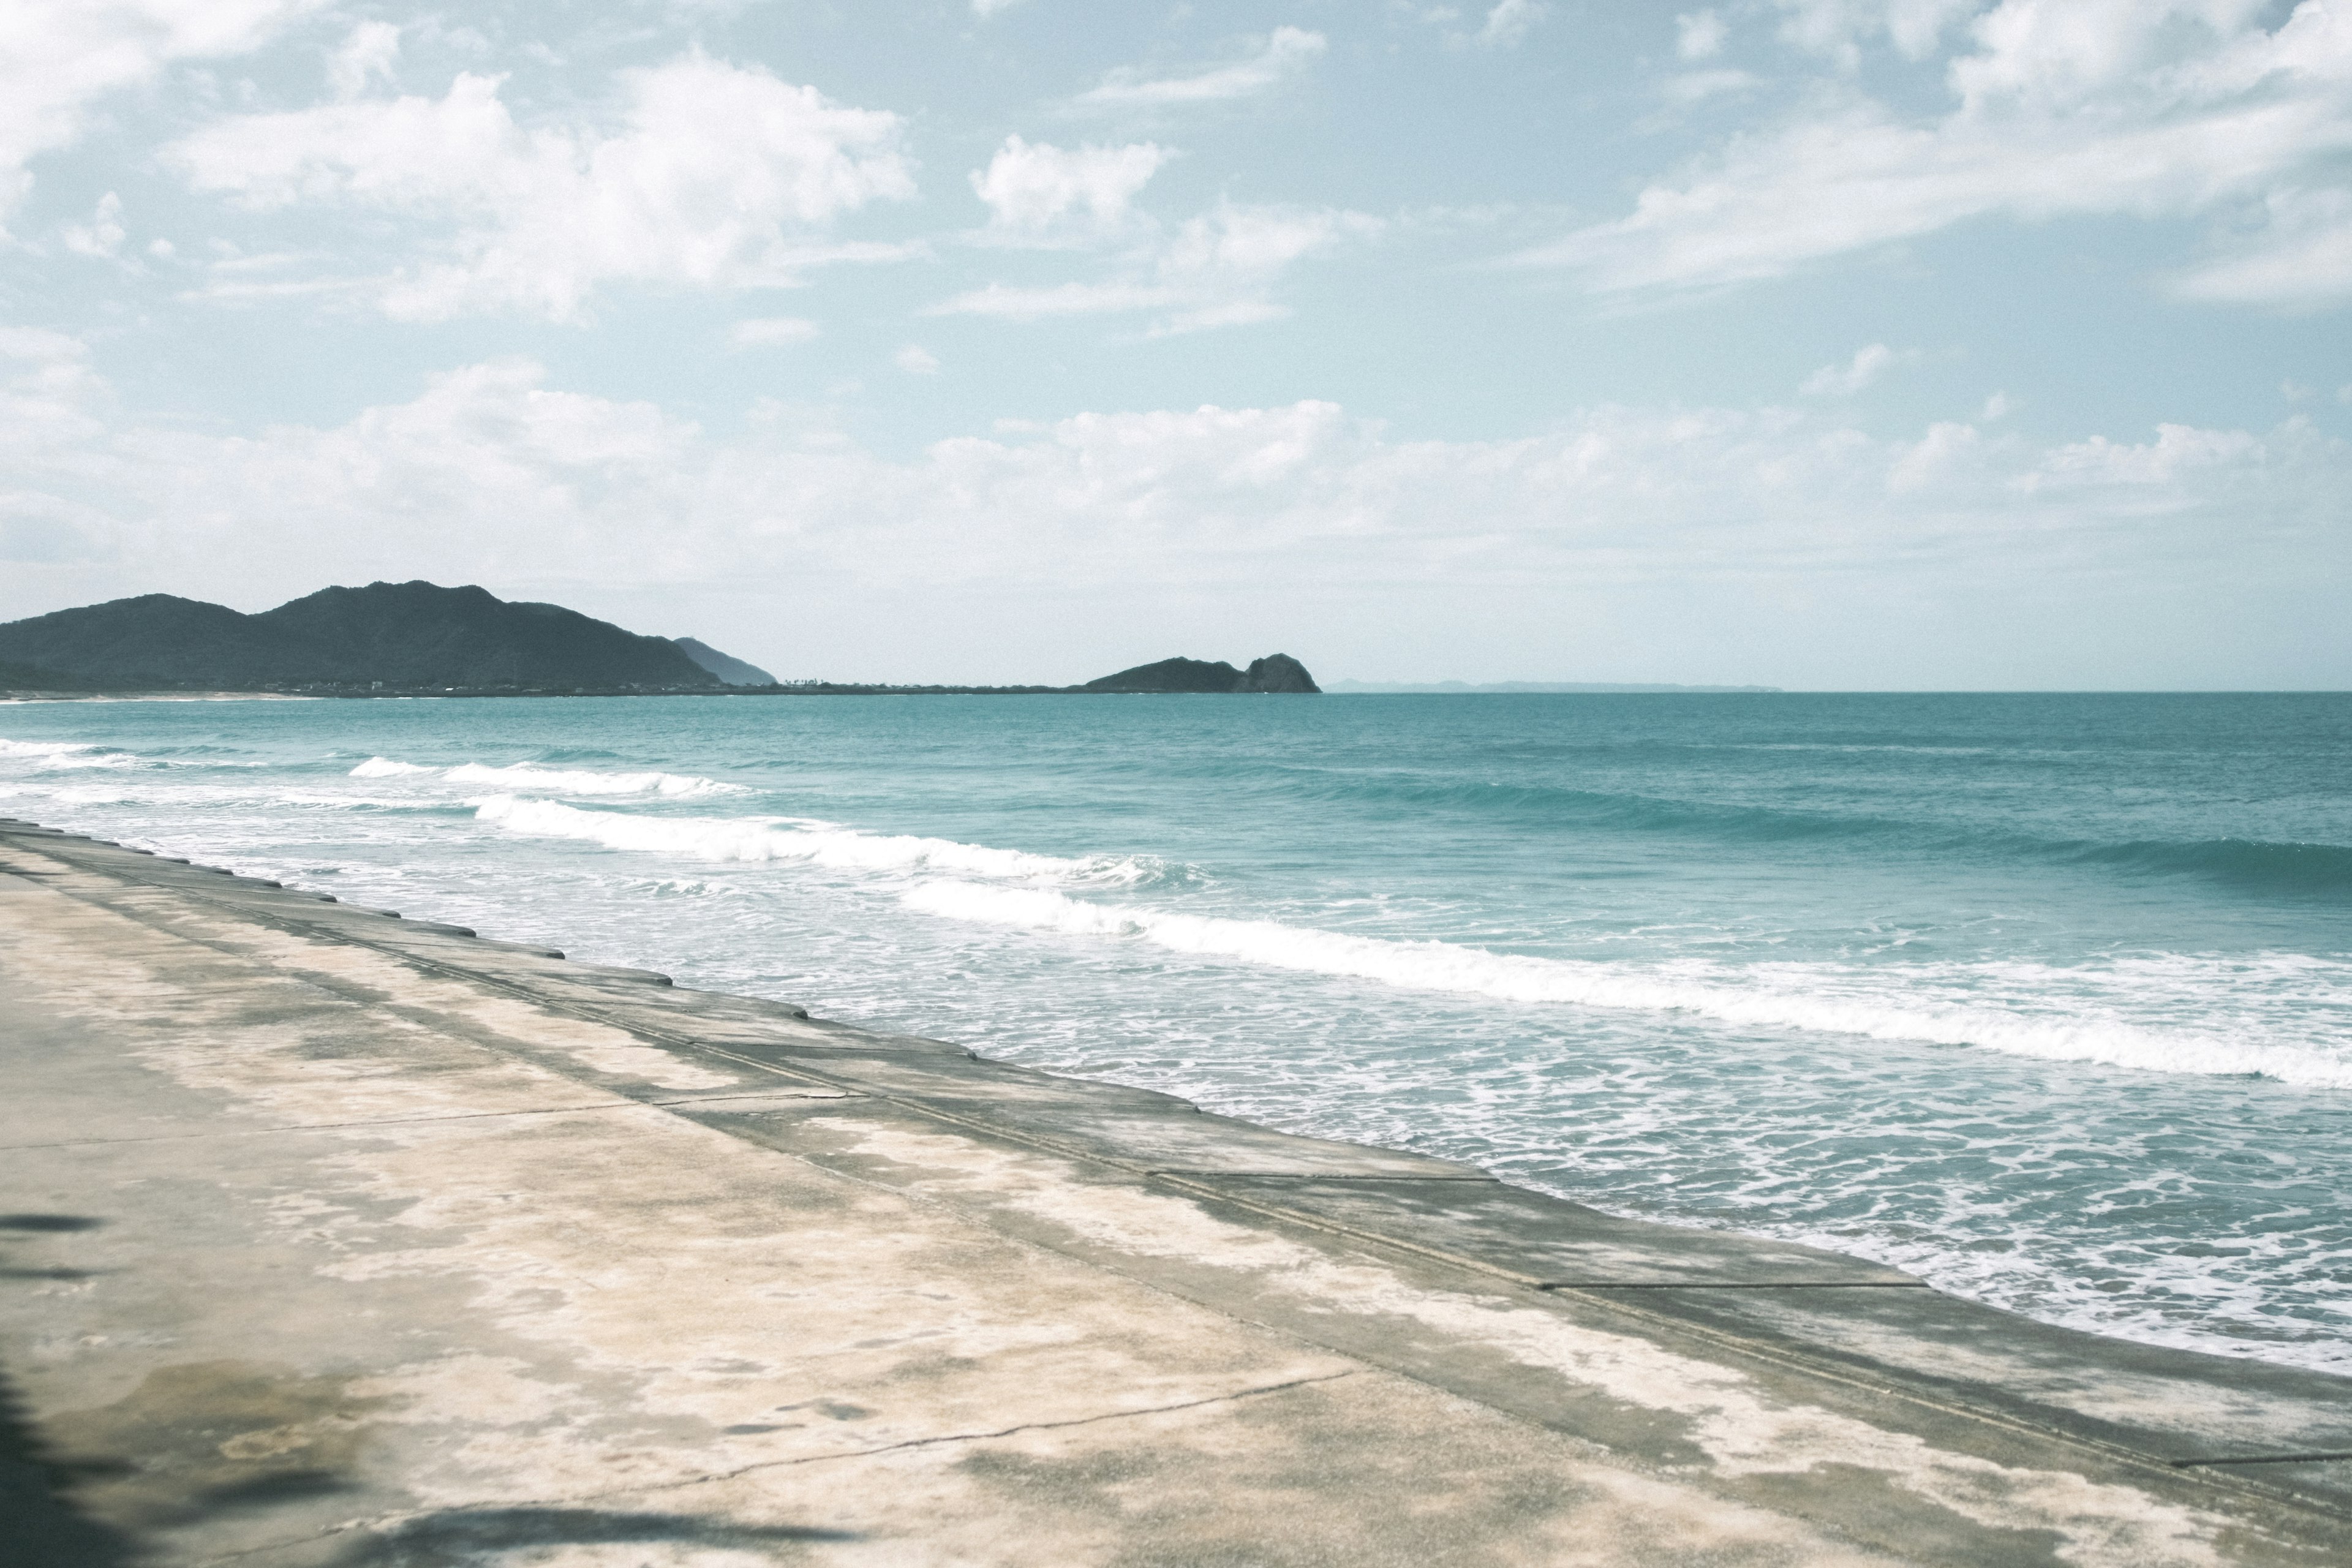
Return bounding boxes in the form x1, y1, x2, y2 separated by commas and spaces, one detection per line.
0, 1214, 140, 1568
329, 1506, 862, 1566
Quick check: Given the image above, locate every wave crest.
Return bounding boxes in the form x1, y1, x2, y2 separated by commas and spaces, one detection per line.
902, 880, 2352, 1088
349, 756, 743, 797
475, 796, 1169, 887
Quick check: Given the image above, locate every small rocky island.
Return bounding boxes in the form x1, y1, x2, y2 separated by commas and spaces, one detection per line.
0, 582, 1316, 697
1081, 655, 1319, 693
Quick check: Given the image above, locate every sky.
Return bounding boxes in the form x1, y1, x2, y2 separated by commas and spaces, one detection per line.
2, 0, 2349, 689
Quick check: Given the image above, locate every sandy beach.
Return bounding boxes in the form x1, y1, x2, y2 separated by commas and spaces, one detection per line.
3, 815, 2348, 1566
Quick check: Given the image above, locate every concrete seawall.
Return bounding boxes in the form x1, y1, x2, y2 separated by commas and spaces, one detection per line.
2, 816, 2347, 1566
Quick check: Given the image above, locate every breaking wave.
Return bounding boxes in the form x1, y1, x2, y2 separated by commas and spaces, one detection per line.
350, 756, 744, 797
0, 737, 136, 769
902, 880, 2352, 1088
474, 796, 1169, 886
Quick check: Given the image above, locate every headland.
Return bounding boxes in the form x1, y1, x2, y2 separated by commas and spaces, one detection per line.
0, 582, 1319, 698
2, 817, 2347, 1564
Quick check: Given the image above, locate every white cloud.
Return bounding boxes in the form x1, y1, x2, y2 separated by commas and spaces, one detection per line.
971, 0, 1027, 14
2029, 421, 2263, 488
895, 344, 941, 374
61, 192, 127, 260
2175, 186, 2352, 307
1677, 10, 1728, 60
930, 281, 1178, 320
932, 202, 1379, 334
1774, 0, 1978, 66
970, 136, 1169, 236
327, 20, 401, 100
1516, 1, 2352, 300
165, 55, 915, 320
1888, 417, 1981, 491
8, 353, 2342, 633
1801, 342, 1904, 396
729, 315, 820, 347
0, 0, 322, 224
1476, 1, 1547, 48
0, 327, 109, 450
1076, 26, 1326, 111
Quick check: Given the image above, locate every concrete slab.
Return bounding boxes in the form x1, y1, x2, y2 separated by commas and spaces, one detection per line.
4, 822, 2350, 1566
1170, 1174, 1922, 1286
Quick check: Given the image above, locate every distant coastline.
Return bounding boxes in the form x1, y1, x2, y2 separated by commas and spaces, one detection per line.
1325, 679, 1781, 695
0, 582, 1321, 699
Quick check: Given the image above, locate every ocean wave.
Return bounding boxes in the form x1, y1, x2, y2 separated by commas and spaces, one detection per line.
446, 762, 745, 797
0, 737, 136, 769
349, 756, 744, 797
902, 880, 2352, 1088
1277, 774, 2352, 895
2067, 836, 2352, 894
474, 796, 1169, 886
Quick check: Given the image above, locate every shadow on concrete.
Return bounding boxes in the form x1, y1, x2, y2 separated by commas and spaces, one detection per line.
195, 1466, 360, 1510
328, 1507, 862, 1564
0, 1213, 140, 1567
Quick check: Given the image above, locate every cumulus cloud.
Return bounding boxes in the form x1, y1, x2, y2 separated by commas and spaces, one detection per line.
6, 349, 2345, 686
1515, 0, 2352, 302
895, 344, 941, 374
2176, 186, 2352, 307
970, 136, 1170, 238
1677, 10, 1729, 59
327, 20, 401, 100
61, 192, 128, 260
2029, 421, 2263, 488
0, 0, 321, 224
932, 201, 1379, 334
1801, 342, 1907, 395
165, 55, 916, 320
1773, 0, 1979, 66
1476, 1, 1547, 49
1075, 26, 1326, 111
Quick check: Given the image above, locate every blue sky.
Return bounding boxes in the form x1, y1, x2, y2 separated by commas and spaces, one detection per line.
4, 1, 2349, 687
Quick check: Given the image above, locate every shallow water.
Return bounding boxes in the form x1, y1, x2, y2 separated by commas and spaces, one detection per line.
4, 692, 2347, 1371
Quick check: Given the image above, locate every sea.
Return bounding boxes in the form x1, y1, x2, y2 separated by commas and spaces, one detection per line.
3, 692, 2347, 1373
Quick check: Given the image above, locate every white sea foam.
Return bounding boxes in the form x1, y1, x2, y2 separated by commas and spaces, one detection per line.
474, 796, 1164, 886
349, 756, 743, 796
0, 737, 134, 769
902, 880, 2352, 1089
446, 762, 745, 797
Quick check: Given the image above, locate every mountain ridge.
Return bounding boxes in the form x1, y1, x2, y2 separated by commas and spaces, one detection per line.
0, 582, 725, 694
0, 585, 1318, 698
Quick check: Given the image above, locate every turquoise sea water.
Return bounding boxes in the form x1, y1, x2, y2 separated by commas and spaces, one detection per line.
4, 692, 2348, 1371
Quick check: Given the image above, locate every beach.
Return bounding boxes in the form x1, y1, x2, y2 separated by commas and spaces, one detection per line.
4, 816, 2350, 1564
3, 692, 2348, 1379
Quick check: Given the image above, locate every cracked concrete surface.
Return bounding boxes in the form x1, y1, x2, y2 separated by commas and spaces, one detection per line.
1, 821, 2348, 1566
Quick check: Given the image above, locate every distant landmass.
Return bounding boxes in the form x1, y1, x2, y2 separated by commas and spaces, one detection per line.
1082, 655, 1319, 694
1325, 679, 1779, 695
0, 582, 742, 695
672, 637, 777, 687
0, 582, 1317, 699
